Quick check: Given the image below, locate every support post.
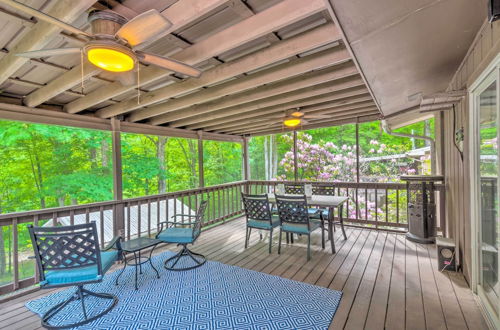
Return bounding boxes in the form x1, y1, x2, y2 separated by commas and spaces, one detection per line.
355, 120, 360, 183
198, 131, 204, 188
111, 118, 124, 237
243, 136, 250, 193
293, 130, 298, 182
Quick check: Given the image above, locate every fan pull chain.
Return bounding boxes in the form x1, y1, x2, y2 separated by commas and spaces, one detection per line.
137, 64, 140, 105
80, 50, 84, 93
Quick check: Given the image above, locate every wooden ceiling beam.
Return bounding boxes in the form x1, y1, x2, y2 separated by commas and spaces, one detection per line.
128, 46, 348, 122
186, 86, 369, 129
150, 63, 358, 126
249, 113, 380, 136
213, 106, 375, 134
0, 0, 95, 85
6, 78, 84, 98
23, 0, 224, 108
65, 0, 326, 114
206, 96, 374, 131
164, 72, 363, 127
233, 109, 380, 135
218, 101, 375, 132
97, 24, 339, 119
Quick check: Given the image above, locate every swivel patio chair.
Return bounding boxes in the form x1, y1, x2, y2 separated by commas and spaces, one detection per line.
156, 200, 208, 271
275, 195, 325, 260
242, 193, 280, 253
28, 222, 122, 329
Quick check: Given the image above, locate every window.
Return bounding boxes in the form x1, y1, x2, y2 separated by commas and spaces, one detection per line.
121, 134, 199, 197
248, 133, 292, 181
203, 140, 242, 186
359, 119, 434, 183
0, 120, 113, 212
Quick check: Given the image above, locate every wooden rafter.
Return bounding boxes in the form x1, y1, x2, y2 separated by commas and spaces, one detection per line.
96, 24, 340, 119
204, 96, 374, 132
64, 0, 327, 114
163, 75, 365, 128
128, 47, 348, 123
186, 86, 369, 130
0, 0, 95, 85
149, 63, 358, 125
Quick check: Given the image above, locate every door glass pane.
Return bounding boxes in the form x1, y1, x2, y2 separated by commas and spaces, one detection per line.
478, 80, 499, 305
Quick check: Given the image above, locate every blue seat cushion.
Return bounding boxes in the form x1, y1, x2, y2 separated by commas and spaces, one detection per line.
42, 251, 118, 286
157, 227, 194, 244
248, 215, 280, 230
282, 220, 322, 234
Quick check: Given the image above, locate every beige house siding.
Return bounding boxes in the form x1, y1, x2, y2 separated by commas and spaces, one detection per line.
443, 19, 500, 283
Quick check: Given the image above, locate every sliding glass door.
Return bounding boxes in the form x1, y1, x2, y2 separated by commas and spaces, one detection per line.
471, 59, 500, 326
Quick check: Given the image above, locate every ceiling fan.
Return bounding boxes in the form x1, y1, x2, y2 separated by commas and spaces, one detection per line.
267, 108, 331, 129
0, 0, 201, 86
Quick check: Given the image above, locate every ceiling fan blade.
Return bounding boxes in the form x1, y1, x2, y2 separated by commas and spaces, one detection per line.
0, 0, 90, 36
137, 52, 201, 78
115, 9, 172, 47
16, 48, 81, 58
114, 71, 137, 87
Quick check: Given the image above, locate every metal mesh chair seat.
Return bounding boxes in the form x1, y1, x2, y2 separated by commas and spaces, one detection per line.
282, 219, 322, 234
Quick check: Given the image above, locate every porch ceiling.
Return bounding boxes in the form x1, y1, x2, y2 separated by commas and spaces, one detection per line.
0, 0, 381, 138
329, 0, 486, 116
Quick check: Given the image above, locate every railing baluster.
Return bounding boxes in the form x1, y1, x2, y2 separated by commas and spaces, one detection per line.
147, 199, 151, 238
385, 188, 389, 224
127, 202, 131, 241
137, 201, 142, 237
85, 208, 90, 223
69, 209, 75, 226
396, 189, 400, 224
12, 218, 19, 290
99, 206, 104, 247
157, 197, 161, 232
375, 188, 378, 228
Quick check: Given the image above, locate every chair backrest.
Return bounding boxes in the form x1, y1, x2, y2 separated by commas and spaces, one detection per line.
285, 184, 305, 194
241, 193, 272, 224
193, 200, 208, 239
312, 185, 336, 196
275, 194, 311, 229
28, 222, 102, 283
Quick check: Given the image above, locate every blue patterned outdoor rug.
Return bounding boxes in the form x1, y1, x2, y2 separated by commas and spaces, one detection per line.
26, 251, 342, 329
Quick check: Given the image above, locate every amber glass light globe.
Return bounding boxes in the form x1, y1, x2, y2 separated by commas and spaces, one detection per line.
87, 47, 135, 72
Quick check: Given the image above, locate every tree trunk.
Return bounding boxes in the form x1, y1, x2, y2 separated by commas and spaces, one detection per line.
157, 136, 167, 194
101, 138, 110, 173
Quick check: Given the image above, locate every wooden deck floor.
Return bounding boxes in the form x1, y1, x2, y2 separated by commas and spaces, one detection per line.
0, 217, 489, 329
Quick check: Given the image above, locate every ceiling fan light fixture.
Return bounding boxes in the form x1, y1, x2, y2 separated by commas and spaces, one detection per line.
85, 42, 136, 72
283, 118, 301, 127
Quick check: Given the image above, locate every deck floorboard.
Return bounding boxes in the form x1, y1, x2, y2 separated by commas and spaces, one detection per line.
0, 218, 488, 329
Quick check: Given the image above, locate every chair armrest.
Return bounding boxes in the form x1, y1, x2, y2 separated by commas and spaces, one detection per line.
102, 236, 122, 252
164, 221, 198, 226
170, 214, 197, 219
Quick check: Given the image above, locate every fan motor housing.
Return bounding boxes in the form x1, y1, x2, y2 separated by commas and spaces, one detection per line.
88, 10, 128, 37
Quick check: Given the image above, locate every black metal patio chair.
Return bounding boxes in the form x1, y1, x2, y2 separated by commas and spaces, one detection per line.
242, 193, 280, 253
28, 222, 122, 329
156, 200, 208, 271
275, 194, 325, 260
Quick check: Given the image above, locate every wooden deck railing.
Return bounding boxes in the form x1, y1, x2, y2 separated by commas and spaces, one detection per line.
0, 180, 444, 297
